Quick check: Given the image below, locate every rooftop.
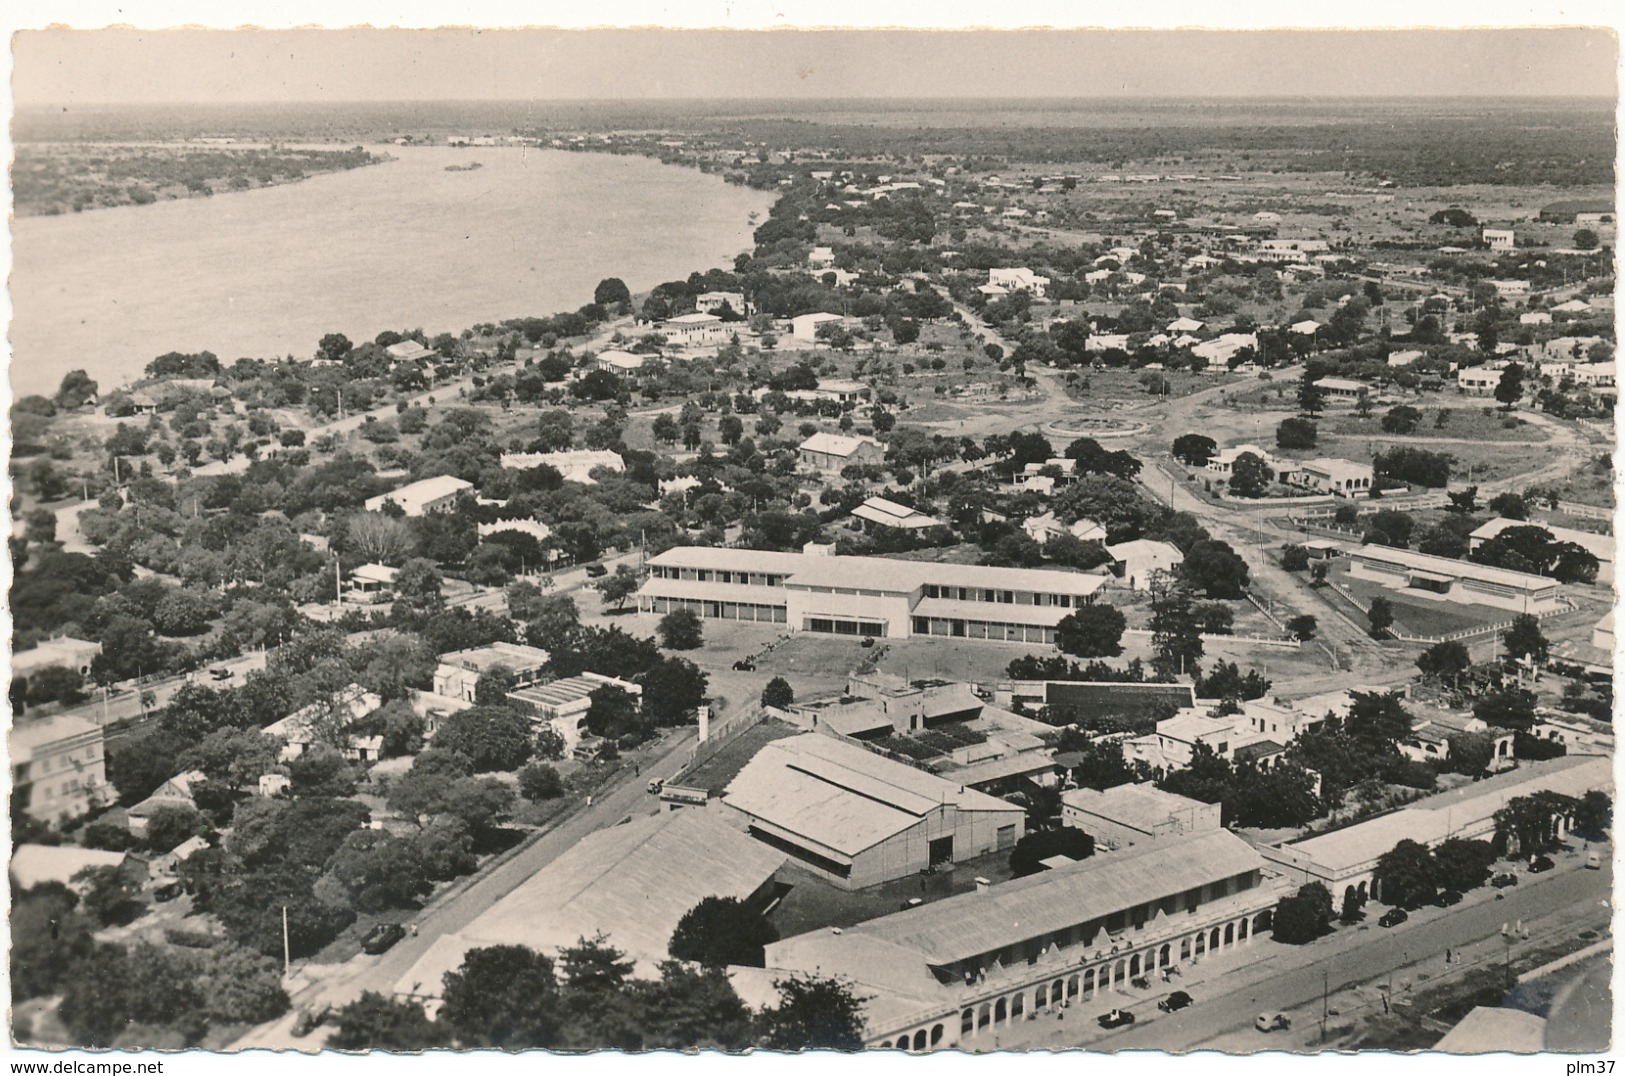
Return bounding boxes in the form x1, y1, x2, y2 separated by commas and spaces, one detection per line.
1062, 782, 1211, 831
724, 734, 1021, 858
800, 431, 881, 457
436, 642, 551, 674
1469, 518, 1614, 563
1349, 545, 1561, 593
11, 845, 128, 890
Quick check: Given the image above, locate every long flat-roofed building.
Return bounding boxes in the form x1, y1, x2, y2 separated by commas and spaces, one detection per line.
1259, 755, 1611, 907
720, 733, 1025, 888
637, 547, 1107, 644
1468, 517, 1614, 586
756, 829, 1274, 1051
1062, 783, 1221, 850
432, 642, 552, 703
1345, 545, 1563, 613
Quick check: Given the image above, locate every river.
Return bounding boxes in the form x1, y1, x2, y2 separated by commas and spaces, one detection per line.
9, 146, 773, 397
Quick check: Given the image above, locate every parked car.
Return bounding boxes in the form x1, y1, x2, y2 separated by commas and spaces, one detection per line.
1098, 1008, 1135, 1029
1585, 850, 1603, 870
361, 923, 407, 955
1158, 991, 1194, 1013
899, 897, 925, 911
647, 778, 664, 795
209, 667, 233, 681
1491, 873, 1519, 888
1255, 1012, 1291, 1033
1435, 890, 1463, 907
732, 659, 756, 671
584, 563, 608, 578
860, 636, 876, 648
1378, 908, 1409, 928
154, 882, 184, 903
1528, 855, 1555, 874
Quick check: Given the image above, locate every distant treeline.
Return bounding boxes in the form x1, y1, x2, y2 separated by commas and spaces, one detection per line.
14, 144, 382, 216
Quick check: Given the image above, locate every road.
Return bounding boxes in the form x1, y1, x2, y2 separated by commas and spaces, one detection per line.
995, 854, 1611, 1052
230, 723, 698, 1051
48, 650, 270, 737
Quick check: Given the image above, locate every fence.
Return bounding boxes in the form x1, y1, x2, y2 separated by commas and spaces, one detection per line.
1123, 628, 1300, 651
677, 707, 767, 773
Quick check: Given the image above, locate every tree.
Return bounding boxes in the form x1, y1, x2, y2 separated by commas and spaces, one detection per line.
1272, 882, 1333, 944
1273, 417, 1318, 455
433, 706, 534, 772
1431, 838, 1496, 893
440, 945, 561, 1049
1494, 792, 1579, 855
1346, 690, 1413, 747
12, 884, 97, 1001
1574, 790, 1612, 839
658, 608, 705, 650
144, 804, 205, 854
1473, 685, 1538, 733
761, 676, 795, 710
518, 762, 565, 802
1172, 433, 1217, 467
1374, 839, 1437, 909
57, 369, 100, 411
322, 829, 432, 912
1148, 572, 1203, 678
1503, 614, 1549, 664
599, 564, 641, 610
1008, 828, 1095, 878
1297, 373, 1325, 416
1054, 605, 1126, 658
328, 991, 450, 1050
585, 684, 645, 742
669, 896, 781, 968
1280, 544, 1311, 572
1416, 640, 1471, 686
1446, 486, 1479, 514
392, 558, 445, 615
1494, 362, 1526, 410
23, 664, 87, 707
1182, 539, 1250, 597
1227, 452, 1272, 498
1366, 596, 1395, 639
1285, 614, 1318, 641
1339, 886, 1367, 924
638, 960, 755, 1051
1381, 405, 1423, 434
524, 593, 581, 652
72, 865, 142, 927
594, 277, 632, 308
1573, 227, 1601, 250
756, 975, 866, 1051
1363, 508, 1415, 549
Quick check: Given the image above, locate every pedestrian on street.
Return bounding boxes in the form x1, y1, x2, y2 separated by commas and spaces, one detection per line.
1446, 947, 1451, 964
586, 795, 593, 807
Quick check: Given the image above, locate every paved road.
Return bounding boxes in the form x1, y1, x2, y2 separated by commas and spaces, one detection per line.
230, 723, 697, 1051
1543, 952, 1613, 1052
48, 650, 270, 736
997, 854, 1611, 1052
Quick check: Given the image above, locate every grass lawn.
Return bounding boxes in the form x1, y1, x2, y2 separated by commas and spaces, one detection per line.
1333, 570, 1510, 638
674, 717, 802, 793
1319, 407, 1550, 444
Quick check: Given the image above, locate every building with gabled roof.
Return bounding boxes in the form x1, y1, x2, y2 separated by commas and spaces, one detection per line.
364, 475, 472, 517
851, 496, 946, 533
1105, 539, 1184, 590
720, 733, 1025, 888
799, 431, 883, 473
761, 829, 1274, 1050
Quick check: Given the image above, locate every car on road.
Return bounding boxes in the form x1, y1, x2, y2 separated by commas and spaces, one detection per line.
1528, 855, 1555, 874
584, 563, 608, 578
1585, 850, 1603, 870
1491, 872, 1519, 888
1158, 991, 1194, 1013
154, 882, 184, 903
209, 667, 234, 681
1098, 1008, 1135, 1029
732, 659, 756, 671
899, 897, 925, 911
647, 778, 664, 795
1435, 889, 1463, 907
1255, 1012, 1291, 1033
361, 923, 407, 955
1378, 908, 1409, 928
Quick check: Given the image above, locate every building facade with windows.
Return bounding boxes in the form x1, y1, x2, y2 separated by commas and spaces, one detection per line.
11, 716, 108, 823
756, 829, 1276, 1051
637, 547, 1106, 644
1345, 545, 1561, 613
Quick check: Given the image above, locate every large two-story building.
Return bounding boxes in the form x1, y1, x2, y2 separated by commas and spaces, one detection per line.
636, 547, 1108, 645
751, 829, 1277, 1051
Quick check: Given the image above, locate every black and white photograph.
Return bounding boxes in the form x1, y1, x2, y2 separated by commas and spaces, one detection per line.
5, 3, 1618, 1062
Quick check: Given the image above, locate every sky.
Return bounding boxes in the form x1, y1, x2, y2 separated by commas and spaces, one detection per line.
11, 25, 1618, 104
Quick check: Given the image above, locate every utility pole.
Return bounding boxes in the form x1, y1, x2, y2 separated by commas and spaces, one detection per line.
1320, 966, 1329, 1043
282, 905, 291, 980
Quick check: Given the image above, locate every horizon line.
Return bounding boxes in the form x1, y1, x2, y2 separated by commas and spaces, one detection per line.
19, 92, 1619, 107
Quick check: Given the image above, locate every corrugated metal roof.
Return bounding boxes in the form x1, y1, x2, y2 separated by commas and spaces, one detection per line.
1350, 545, 1559, 592
853, 829, 1263, 965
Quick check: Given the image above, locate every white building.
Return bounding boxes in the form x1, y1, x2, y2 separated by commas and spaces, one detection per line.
1457, 367, 1506, 395
1061, 783, 1222, 851
1291, 458, 1374, 498
988, 268, 1050, 298
638, 546, 1108, 644
11, 716, 108, 823
364, 475, 473, 517
851, 496, 946, 533
1105, 539, 1184, 590
798, 432, 883, 473
505, 673, 642, 755
720, 733, 1025, 889
1345, 545, 1562, 613
12, 636, 102, 681
264, 684, 384, 762
790, 311, 845, 342
661, 312, 728, 347
695, 291, 747, 317
500, 450, 625, 485
432, 642, 552, 703
808, 246, 836, 269
594, 349, 648, 374
1482, 228, 1516, 251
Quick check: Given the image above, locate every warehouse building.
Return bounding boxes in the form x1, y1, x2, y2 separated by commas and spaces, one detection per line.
1061, 783, 1221, 851
719, 733, 1025, 889
1468, 517, 1614, 586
